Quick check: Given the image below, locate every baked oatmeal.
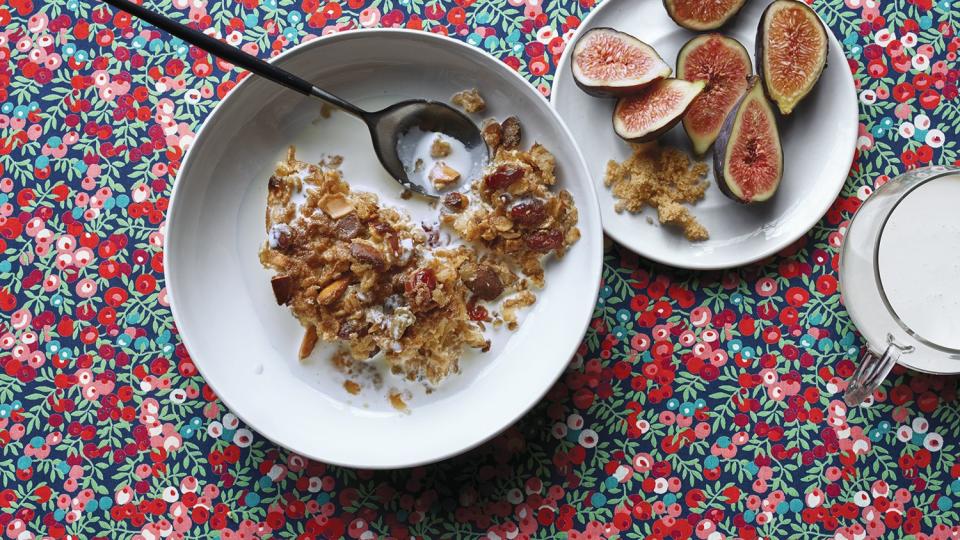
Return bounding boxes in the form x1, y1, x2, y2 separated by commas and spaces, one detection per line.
260, 111, 580, 387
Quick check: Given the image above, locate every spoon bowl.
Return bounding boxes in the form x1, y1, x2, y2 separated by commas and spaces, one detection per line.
371, 100, 489, 197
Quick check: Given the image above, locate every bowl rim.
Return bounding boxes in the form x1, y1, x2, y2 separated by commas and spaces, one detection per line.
163, 28, 604, 468
549, 1, 859, 270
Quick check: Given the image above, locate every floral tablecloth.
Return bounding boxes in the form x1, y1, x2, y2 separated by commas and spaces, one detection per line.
2, 0, 959, 538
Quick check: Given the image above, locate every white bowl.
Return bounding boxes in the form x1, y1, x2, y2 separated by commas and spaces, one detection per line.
552, 0, 858, 269
165, 29, 603, 468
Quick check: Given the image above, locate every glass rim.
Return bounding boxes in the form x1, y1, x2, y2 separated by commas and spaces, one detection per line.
870, 167, 960, 354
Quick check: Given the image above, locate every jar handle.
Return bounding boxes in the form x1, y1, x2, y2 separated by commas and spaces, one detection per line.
843, 335, 913, 406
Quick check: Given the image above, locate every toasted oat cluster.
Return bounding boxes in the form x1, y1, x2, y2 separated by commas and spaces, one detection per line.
440, 117, 581, 286
451, 88, 486, 113
261, 149, 494, 383
260, 113, 580, 386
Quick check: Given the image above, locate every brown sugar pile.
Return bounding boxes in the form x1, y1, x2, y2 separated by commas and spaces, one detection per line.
604, 143, 710, 241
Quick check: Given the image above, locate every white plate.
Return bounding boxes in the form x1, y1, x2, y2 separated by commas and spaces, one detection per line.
552, 0, 858, 269
165, 29, 603, 468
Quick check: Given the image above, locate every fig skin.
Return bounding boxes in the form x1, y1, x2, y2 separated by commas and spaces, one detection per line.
756, 0, 829, 115
663, 0, 750, 31
714, 77, 783, 204
612, 79, 705, 143
571, 28, 673, 97
677, 34, 753, 155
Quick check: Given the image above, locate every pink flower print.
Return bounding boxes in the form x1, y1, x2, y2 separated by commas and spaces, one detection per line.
75, 278, 97, 299
26, 11, 48, 32
690, 306, 712, 327
857, 123, 875, 150
756, 277, 778, 297
805, 487, 826, 508
358, 7, 380, 27
839, 427, 872, 455
5, 519, 28, 538
23, 439, 50, 460
150, 423, 183, 453
633, 452, 653, 473
115, 485, 135, 505
10, 308, 31, 330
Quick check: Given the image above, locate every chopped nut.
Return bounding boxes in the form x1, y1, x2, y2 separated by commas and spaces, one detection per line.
343, 380, 361, 395
388, 389, 409, 412
271, 275, 295, 305
466, 266, 504, 301
442, 192, 468, 213
451, 88, 486, 113
400, 189, 413, 200
320, 193, 354, 219
430, 137, 452, 158
501, 116, 521, 149
317, 278, 349, 305
334, 214, 362, 240
482, 120, 503, 151
299, 325, 318, 359
428, 161, 461, 190
414, 158, 424, 172
350, 241, 386, 270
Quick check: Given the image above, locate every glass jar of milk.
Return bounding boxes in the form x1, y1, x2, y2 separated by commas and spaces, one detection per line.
841, 166, 960, 406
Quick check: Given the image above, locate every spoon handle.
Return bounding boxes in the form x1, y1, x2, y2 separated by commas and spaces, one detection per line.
102, 0, 367, 118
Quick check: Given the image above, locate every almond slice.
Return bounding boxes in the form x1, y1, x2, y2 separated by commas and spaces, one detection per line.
429, 162, 461, 190
317, 278, 348, 305
320, 193, 354, 219
299, 325, 318, 360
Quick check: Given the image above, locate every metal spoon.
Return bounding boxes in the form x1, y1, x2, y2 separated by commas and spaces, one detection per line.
103, 0, 487, 199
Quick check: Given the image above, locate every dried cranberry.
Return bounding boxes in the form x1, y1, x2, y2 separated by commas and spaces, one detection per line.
404, 268, 437, 310
525, 229, 564, 252
468, 301, 489, 322
509, 199, 546, 226
483, 165, 523, 191
405, 268, 436, 292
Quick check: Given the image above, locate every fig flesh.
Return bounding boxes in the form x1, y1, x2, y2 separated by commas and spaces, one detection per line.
613, 79, 705, 143
663, 0, 749, 31
677, 34, 753, 155
572, 28, 672, 97
714, 77, 783, 203
757, 0, 828, 115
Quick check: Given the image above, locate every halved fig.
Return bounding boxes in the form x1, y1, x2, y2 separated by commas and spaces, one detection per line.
678, 34, 753, 155
613, 79, 704, 142
663, 0, 749, 31
714, 77, 783, 203
572, 28, 672, 97
757, 0, 828, 115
